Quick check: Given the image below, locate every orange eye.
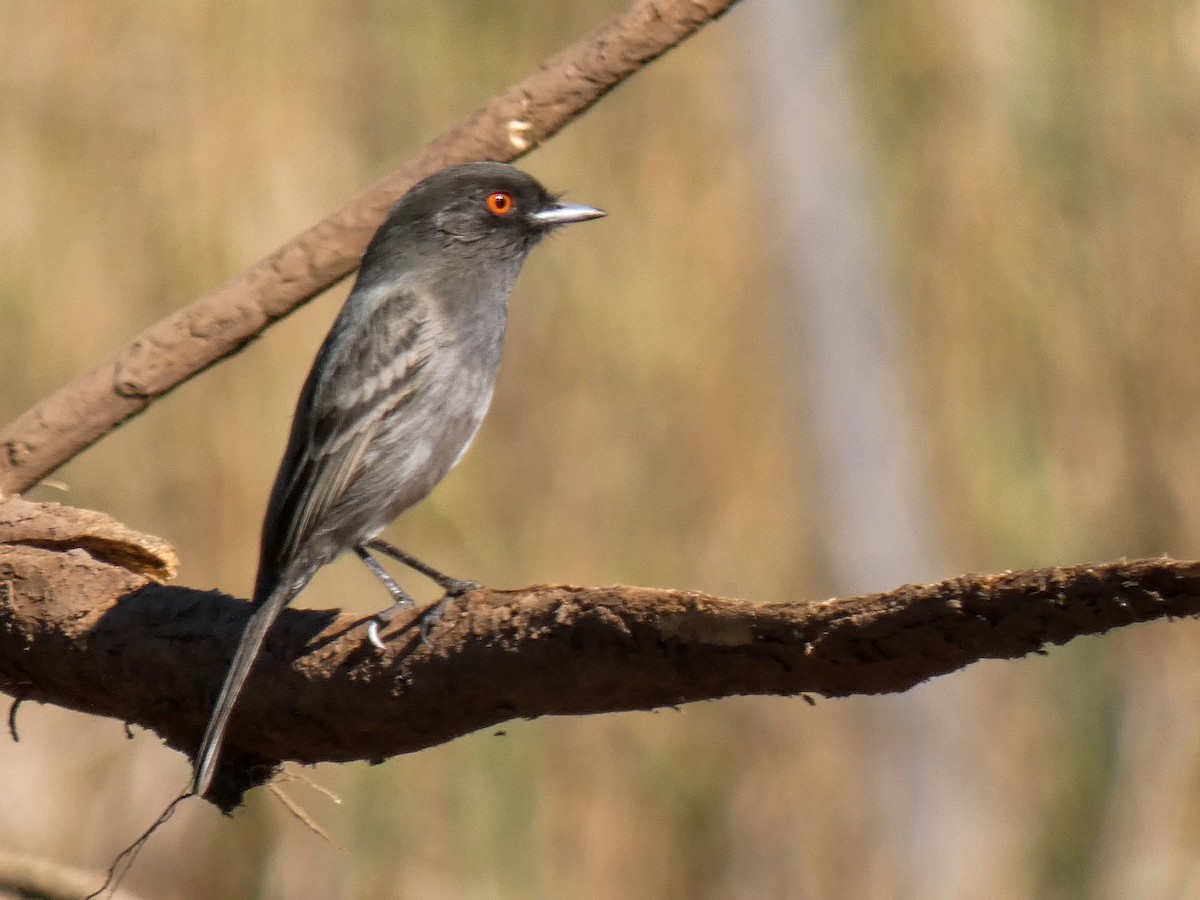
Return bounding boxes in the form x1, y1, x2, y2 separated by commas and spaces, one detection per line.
486, 191, 516, 216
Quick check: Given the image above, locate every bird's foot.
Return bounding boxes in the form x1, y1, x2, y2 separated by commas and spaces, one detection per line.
367, 596, 414, 650
418, 595, 453, 643
368, 588, 477, 648
440, 577, 484, 596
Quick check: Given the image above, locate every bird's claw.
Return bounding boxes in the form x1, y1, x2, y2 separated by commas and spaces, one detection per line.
418, 595, 453, 643
367, 618, 387, 650
366, 594, 414, 650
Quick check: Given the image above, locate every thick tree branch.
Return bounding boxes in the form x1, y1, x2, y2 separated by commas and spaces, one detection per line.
0, 0, 742, 495
3, 498, 1198, 810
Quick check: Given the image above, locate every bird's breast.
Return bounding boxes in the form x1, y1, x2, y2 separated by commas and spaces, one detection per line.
356, 339, 502, 521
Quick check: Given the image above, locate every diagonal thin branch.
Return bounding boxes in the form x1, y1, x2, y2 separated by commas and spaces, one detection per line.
3, 498, 1198, 811
0, 0, 743, 495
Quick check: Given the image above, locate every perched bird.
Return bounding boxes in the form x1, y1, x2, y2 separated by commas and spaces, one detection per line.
193, 162, 605, 798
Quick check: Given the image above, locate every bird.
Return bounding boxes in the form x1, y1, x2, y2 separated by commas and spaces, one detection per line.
192, 162, 605, 798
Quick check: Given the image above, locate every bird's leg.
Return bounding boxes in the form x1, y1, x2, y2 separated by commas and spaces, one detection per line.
355, 546, 416, 649
365, 538, 483, 596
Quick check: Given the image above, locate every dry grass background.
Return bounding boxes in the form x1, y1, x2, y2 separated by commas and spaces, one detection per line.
3, 0, 1200, 897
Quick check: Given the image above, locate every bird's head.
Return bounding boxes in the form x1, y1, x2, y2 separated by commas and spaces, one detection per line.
377, 162, 604, 259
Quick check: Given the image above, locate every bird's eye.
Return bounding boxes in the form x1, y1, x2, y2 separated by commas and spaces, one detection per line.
485, 191, 516, 216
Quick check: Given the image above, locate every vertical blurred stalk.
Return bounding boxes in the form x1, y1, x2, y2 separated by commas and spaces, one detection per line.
744, 0, 937, 595
742, 0, 1001, 895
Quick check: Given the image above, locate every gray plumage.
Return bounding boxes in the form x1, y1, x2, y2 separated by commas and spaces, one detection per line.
193, 162, 604, 798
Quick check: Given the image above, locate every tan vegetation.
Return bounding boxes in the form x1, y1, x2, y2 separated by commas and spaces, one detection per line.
3, 0, 1200, 897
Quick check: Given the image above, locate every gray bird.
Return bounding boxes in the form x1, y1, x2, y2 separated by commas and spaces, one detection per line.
193, 162, 604, 798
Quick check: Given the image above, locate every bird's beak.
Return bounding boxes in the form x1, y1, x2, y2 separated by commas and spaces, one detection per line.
529, 202, 606, 228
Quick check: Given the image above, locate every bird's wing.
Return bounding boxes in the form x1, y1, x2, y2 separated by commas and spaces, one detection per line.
259, 283, 436, 590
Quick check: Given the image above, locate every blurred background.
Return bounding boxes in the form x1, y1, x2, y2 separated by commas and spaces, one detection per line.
3, 0, 1200, 897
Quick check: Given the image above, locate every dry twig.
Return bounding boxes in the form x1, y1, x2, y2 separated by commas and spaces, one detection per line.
0, 0, 743, 495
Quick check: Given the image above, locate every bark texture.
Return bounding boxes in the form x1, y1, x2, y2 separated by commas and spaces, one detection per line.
2, 497, 1195, 810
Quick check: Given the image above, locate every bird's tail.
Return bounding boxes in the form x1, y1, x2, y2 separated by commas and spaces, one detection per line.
192, 582, 296, 798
